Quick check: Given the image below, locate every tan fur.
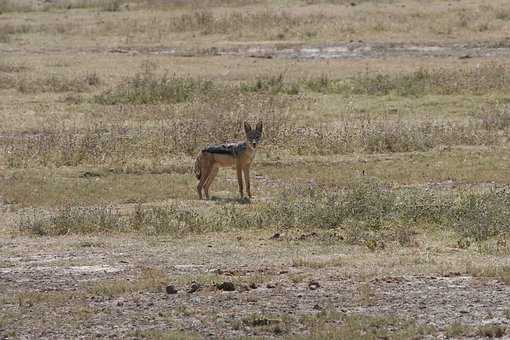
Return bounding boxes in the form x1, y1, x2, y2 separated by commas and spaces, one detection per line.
194, 121, 262, 200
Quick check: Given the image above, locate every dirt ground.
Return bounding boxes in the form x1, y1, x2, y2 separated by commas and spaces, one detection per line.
1, 228, 510, 339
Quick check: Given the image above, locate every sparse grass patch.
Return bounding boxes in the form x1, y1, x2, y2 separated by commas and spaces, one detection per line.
2, 94, 291, 167
88, 267, 167, 297
16, 179, 510, 246
242, 65, 510, 97
450, 189, 510, 241
128, 329, 201, 340
170, 9, 327, 40
0, 0, 33, 13
297, 312, 435, 339
0, 61, 28, 73
94, 63, 214, 105
292, 257, 346, 269
240, 313, 291, 335
15, 290, 81, 307
445, 322, 474, 338
18, 205, 125, 236
16, 72, 100, 93
466, 263, 510, 284
129, 204, 208, 235
478, 324, 507, 338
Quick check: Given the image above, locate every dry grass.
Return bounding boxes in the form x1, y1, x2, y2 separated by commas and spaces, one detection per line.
1, 1, 510, 48
88, 267, 168, 297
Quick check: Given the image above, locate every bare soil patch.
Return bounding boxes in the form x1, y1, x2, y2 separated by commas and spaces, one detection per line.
2, 234, 510, 338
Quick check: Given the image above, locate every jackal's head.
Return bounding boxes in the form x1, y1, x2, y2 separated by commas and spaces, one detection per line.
244, 121, 263, 148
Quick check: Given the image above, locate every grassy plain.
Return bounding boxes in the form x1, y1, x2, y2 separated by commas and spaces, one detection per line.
2, 0, 510, 338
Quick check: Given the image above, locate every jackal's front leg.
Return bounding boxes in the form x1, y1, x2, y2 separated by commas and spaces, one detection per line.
243, 167, 251, 198
236, 163, 244, 198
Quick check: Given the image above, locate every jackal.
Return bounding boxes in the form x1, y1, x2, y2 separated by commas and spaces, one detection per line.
194, 121, 263, 200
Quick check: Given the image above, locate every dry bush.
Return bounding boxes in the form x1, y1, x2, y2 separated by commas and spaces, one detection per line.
2, 92, 293, 167
0, 112, 504, 168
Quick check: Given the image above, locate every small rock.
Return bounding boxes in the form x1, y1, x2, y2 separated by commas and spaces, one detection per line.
187, 282, 201, 294
459, 54, 472, 60
249, 282, 258, 289
216, 282, 235, 292
313, 304, 322, 310
116, 301, 124, 306
270, 233, 281, 240
266, 283, 276, 289
308, 280, 320, 290
166, 285, 178, 294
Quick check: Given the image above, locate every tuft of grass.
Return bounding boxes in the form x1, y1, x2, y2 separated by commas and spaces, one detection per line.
445, 323, 474, 338
18, 205, 125, 236
298, 312, 435, 339
15, 290, 81, 307
88, 267, 167, 297
241, 73, 299, 95
94, 63, 213, 105
450, 189, 510, 241
129, 204, 208, 235
0, 61, 28, 73
478, 324, 507, 338
15, 73, 100, 93
466, 263, 510, 284
128, 330, 201, 340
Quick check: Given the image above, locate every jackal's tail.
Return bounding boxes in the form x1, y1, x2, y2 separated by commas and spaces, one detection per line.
193, 152, 201, 180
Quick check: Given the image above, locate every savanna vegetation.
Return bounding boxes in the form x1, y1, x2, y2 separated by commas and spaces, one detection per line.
2, 0, 510, 338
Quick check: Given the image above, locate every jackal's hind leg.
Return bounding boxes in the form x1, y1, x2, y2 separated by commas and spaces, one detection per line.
197, 162, 210, 200
204, 166, 218, 200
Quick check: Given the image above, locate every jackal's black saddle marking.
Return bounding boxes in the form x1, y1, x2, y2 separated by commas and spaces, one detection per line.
203, 142, 247, 156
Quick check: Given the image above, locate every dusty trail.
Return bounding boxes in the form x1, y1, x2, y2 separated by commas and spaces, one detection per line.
2, 41, 510, 59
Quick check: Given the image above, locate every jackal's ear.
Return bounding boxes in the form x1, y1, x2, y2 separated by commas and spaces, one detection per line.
244, 121, 252, 134
256, 121, 263, 133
